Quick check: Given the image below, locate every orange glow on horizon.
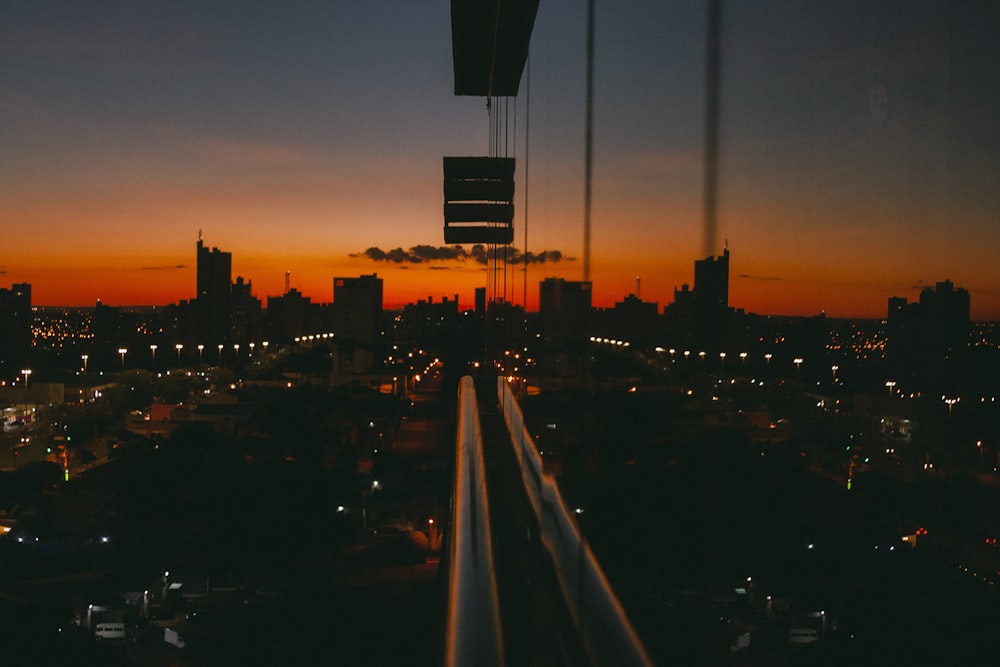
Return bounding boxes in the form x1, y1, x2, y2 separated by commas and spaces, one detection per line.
9, 205, 999, 320
20, 259, 1000, 322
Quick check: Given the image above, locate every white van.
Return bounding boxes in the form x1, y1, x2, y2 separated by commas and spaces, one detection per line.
95, 622, 126, 640
164, 627, 186, 648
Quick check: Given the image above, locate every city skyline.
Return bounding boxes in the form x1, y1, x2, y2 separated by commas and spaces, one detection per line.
3, 1, 998, 319
4, 234, 987, 328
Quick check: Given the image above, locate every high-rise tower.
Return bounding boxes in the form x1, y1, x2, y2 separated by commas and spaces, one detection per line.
0, 282, 31, 376
196, 232, 233, 345
693, 246, 730, 351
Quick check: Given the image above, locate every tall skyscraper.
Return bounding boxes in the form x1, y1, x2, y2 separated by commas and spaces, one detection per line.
196, 233, 232, 345
0, 282, 31, 376
693, 246, 730, 351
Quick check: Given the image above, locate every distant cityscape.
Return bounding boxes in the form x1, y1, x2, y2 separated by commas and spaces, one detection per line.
1, 234, 993, 385
5, 0, 1000, 662
2, 233, 1000, 664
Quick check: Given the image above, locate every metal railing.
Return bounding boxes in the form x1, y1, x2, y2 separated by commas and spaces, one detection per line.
497, 377, 653, 667
445, 376, 505, 667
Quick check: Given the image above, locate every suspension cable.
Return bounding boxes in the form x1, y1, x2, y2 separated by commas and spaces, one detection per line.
523, 54, 530, 312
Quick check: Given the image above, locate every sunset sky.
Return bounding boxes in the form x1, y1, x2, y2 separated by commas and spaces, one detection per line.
3, 1, 998, 319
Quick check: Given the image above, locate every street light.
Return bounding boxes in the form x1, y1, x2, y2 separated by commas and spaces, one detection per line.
943, 396, 959, 421
739, 352, 747, 367
217, 344, 224, 364
197, 344, 204, 364
885, 380, 896, 398
81, 354, 88, 373
118, 348, 128, 370
18, 369, 32, 427
150, 344, 157, 369
831, 365, 839, 383
764, 353, 772, 367
175, 343, 184, 365
793, 358, 804, 375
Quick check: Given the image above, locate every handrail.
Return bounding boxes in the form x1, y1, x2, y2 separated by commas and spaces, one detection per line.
497, 378, 653, 667
445, 376, 505, 667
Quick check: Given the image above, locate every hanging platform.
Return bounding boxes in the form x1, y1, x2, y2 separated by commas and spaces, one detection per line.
443, 157, 515, 244
451, 0, 540, 97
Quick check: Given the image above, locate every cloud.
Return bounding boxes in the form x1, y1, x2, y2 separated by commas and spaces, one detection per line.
507, 249, 568, 265
353, 245, 573, 266
739, 273, 783, 281
410, 245, 468, 261
352, 246, 441, 263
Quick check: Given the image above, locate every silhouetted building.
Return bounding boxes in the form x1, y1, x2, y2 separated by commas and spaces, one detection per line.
163, 300, 196, 353
485, 298, 527, 353
231, 276, 263, 345
475, 287, 487, 315
328, 274, 384, 379
539, 277, 591, 342
694, 246, 729, 351
333, 274, 383, 346
919, 280, 970, 349
196, 233, 232, 345
613, 294, 660, 346
0, 282, 31, 376
267, 288, 311, 342
90, 299, 125, 370
888, 279, 970, 368
92, 299, 122, 342
399, 295, 461, 341
662, 283, 696, 347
